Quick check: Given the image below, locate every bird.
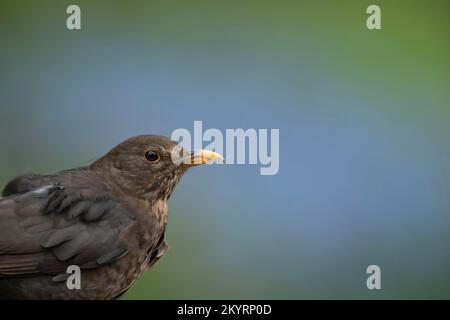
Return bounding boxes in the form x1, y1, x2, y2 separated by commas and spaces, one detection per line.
0, 135, 223, 299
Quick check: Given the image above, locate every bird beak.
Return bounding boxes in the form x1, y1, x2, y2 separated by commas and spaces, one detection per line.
181, 149, 224, 167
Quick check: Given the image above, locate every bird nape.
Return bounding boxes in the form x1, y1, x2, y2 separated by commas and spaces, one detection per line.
0, 135, 223, 300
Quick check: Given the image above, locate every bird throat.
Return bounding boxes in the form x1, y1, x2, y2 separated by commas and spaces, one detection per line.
144, 171, 183, 202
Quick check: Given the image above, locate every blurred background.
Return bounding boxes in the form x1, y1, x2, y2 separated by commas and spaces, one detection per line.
0, 0, 449, 299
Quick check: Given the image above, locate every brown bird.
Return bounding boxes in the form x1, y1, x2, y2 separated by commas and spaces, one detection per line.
0, 135, 222, 299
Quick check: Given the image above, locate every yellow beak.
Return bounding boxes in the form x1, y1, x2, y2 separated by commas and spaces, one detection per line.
182, 149, 224, 167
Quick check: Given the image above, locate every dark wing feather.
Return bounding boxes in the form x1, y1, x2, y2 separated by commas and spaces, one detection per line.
0, 171, 134, 278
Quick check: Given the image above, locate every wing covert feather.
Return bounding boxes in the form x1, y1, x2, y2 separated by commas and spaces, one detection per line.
0, 172, 134, 278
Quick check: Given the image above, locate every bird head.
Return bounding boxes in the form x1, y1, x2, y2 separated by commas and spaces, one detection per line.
90, 135, 223, 201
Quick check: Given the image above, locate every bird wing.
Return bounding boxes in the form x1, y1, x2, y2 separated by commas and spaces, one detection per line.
0, 172, 134, 278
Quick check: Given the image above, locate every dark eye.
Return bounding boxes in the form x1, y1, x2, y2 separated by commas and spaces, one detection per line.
145, 150, 160, 162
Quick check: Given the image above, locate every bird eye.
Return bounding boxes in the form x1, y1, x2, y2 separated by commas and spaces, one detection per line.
145, 150, 160, 162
